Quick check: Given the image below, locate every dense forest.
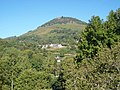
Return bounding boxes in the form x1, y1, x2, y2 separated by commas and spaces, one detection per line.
0, 8, 120, 90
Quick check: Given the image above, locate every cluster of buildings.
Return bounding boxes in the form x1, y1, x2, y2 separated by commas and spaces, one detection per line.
41, 44, 64, 49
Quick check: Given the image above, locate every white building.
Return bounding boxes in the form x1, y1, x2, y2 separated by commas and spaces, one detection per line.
42, 44, 64, 49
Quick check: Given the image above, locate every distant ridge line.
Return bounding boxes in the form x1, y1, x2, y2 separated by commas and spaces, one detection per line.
40, 16, 87, 27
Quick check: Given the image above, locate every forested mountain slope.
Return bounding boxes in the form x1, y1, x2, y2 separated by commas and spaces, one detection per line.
6, 17, 87, 45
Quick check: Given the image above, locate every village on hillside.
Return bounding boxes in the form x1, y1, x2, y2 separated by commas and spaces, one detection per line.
41, 44, 65, 49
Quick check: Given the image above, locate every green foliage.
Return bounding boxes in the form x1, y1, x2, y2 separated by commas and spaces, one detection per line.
0, 47, 57, 90
76, 16, 103, 62
63, 43, 120, 90
115, 8, 120, 35
0, 8, 120, 90
76, 8, 120, 63
15, 69, 54, 90
0, 47, 31, 90
52, 73, 66, 90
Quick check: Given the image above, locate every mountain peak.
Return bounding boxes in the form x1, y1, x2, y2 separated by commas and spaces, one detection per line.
41, 16, 86, 27
56, 16, 64, 19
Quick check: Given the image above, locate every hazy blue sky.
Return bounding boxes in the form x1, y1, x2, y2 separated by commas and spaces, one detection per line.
0, 0, 120, 38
